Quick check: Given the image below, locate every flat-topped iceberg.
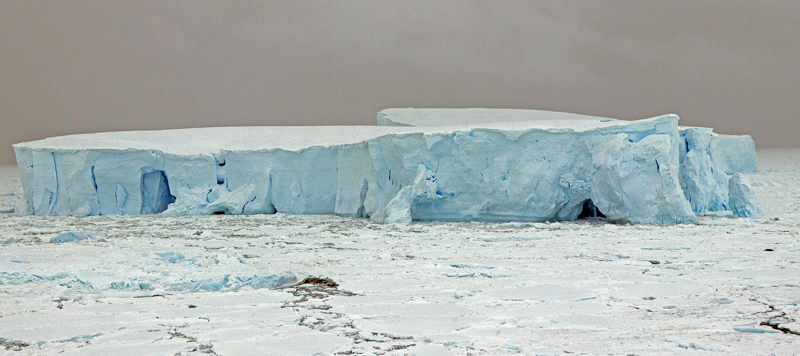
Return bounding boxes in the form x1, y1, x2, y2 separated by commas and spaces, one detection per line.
379, 108, 759, 218
12, 109, 758, 223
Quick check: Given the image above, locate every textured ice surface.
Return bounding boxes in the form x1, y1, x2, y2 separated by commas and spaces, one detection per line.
379, 109, 758, 220
0, 249, 296, 300
678, 127, 759, 214
50, 231, 106, 243
12, 109, 758, 223
728, 173, 760, 217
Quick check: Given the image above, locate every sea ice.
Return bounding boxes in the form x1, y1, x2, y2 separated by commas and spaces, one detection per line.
12, 109, 758, 224
50, 231, 106, 243
152, 251, 187, 263
0, 250, 298, 299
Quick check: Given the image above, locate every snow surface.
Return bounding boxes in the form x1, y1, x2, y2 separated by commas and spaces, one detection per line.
12, 109, 759, 225
0, 148, 798, 355
376, 108, 617, 127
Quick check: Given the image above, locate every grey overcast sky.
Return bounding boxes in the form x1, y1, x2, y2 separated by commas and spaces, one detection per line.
1, 1, 798, 164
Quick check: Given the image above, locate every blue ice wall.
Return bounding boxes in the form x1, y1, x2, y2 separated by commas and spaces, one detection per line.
12, 111, 759, 224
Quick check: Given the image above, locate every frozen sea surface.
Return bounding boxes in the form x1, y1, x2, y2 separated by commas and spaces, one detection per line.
0, 148, 798, 355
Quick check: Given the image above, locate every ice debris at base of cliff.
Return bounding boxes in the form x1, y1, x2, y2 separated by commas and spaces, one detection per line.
12, 109, 759, 224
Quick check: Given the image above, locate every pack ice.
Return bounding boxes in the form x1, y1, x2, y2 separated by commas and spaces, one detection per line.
12, 109, 758, 224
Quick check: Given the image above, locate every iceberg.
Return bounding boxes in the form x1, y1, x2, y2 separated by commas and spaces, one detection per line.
12, 108, 758, 224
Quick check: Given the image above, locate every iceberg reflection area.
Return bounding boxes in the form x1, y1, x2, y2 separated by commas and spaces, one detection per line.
12, 109, 758, 224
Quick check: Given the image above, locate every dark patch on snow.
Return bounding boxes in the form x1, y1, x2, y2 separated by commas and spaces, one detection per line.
760, 306, 800, 336
279, 276, 422, 354
0, 338, 29, 351
297, 276, 339, 288
169, 329, 219, 355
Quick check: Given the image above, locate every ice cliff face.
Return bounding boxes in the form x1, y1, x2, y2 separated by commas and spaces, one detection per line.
678, 127, 758, 214
12, 109, 758, 224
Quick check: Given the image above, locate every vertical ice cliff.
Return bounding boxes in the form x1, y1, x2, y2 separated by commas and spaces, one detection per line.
378, 108, 759, 219
728, 172, 760, 218
677, 127, 758, 214
375, 115, 693, 224
12, 109, 758, 224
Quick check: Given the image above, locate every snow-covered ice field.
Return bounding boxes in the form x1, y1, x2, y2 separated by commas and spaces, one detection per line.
1, 148, 798, 355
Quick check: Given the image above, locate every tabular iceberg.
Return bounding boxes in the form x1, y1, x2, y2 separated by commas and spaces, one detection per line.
12, 109, 758, 224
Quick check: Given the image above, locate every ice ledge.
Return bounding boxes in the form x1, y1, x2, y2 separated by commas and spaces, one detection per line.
13, 109, 758, 224
377, 108, 617, 127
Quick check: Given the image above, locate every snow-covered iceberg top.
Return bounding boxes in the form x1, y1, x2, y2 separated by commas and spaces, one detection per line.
377, 108, 616, 127
12, 108, 758, 224
18, 117, 645, 155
